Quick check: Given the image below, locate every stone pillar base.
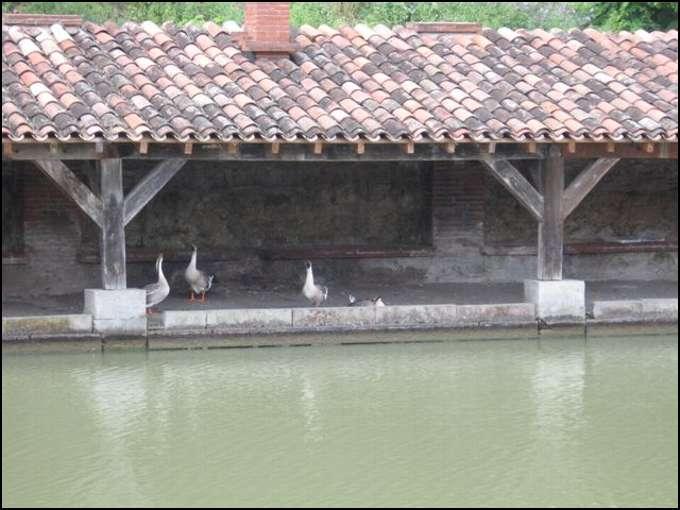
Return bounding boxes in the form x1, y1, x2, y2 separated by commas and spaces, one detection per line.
84, 289, 147, 336
524, 279, 585, 322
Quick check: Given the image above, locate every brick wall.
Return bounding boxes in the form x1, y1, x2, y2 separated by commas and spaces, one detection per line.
2, 162, 99, 298
431, 161, 485, 254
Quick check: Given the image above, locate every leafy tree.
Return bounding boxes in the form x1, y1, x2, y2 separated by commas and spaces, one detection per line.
576, 2, 678, 31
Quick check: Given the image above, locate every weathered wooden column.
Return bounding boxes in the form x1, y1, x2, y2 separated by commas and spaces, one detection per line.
537, 146, 564, 280
98, 159, 126, 289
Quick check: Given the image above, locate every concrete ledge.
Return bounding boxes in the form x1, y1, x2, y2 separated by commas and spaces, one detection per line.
592, 300, 644, 320
2, 314, 93, 340
293, 306, 375, 330
207, 308, 292, 332
93, 317, 147, 337
375, 304, 457, 327
162, 310, 207, 330
641, 298, 678, 322
592, 298, 678, 323
84, 288, 146, 320
457, 303, 535, 325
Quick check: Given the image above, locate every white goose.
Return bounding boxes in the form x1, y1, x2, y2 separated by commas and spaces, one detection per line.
144, 253, 170, 313
184, 244, 215, 303
302, 260, 328, 306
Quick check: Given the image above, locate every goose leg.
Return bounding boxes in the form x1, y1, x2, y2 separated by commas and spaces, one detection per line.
201, 290, 206, 303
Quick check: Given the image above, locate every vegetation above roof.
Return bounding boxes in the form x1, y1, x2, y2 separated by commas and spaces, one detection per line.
1, 2, 678, 31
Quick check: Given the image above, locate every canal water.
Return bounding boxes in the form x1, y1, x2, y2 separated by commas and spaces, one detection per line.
2, 335, 678, 507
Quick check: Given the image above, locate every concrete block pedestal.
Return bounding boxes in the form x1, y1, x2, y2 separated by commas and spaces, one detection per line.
84, 289, 147, 336
524, 279, 585, 322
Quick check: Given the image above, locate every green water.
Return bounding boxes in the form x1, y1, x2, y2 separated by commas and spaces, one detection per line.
2, 335, 678, 508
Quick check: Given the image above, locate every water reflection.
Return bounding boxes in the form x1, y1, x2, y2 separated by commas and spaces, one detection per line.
3, 336, 677, 508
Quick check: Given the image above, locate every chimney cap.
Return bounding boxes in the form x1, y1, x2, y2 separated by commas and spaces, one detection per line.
406, 22, 482, 34
3, 13, 83, 26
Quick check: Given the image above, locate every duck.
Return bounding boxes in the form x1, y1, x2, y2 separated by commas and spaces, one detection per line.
184, 244, 215, 303
144, 253, 170, 314
344, 292, 386, 307
302, 260, 328, 306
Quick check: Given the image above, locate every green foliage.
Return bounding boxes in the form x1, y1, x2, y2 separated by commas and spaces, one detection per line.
575, 2, 678, 31
3, 1, 675, 31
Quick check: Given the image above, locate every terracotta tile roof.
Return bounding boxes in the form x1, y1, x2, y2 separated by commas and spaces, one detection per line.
2, 21, 677, 143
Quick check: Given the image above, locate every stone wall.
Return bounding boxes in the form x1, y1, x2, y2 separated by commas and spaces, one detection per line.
2, 157, 677, 299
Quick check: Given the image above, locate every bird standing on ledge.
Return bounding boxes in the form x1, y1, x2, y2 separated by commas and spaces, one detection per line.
184, 244, 215, 303
302, 260, 328, 306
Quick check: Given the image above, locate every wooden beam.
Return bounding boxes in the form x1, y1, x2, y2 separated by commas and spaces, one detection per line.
403, 141, 415, 154
2, 142, 13, 157
7, 142, 544, 161
140, 140, 149, 154
567, 141, 576, 153
356, 141, 365, 154
562, 158, 620, 220
487, 142, 496, 154
99, 159, 126, 289
313, 141, 323, 154
271, 142, 280, 155
481, 156, 544, 222
184, 142, 193, 155
563, 142, 677, 159
33, 160, 103, 227
537, 146, 564, 280
123, 159, 186, 226
445, 142, 456, 154
527, 142, 537, 154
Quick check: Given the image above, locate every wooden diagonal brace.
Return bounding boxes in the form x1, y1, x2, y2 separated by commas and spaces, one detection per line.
34, 160, 104, 227
480, 156, 544, 222
561, 158, 620, 220
123, 159, 186, 226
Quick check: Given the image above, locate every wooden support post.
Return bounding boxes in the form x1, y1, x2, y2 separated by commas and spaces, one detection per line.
227, 142, 238, 155
99, 159, 126, 289
313, 141, 323, 154
445, 142, 456, 154
403, 141, 415, 154
140, 141, 149, 154
537, 146, 564, 280
271, 142, 280, 155
356, 141, 365, 154
487, 142, 496, 154
184, 142, 193, 155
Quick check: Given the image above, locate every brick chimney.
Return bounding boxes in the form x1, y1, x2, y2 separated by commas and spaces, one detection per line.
241, 2, 295, 59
